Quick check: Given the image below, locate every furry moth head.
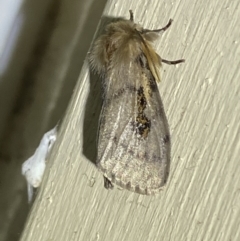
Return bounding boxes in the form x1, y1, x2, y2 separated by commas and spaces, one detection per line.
90, 11, 164, 82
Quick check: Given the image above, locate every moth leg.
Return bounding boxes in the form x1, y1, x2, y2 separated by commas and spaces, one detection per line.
143, 19, 173, 34
162, 59, 185, 65
129, 10, 134, 21
103, 176, 114, 190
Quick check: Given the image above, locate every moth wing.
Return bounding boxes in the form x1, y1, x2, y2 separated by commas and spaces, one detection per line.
97, 54, 170, 195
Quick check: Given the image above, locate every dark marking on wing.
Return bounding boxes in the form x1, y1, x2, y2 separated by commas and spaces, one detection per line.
143, 151, 149, 160
135, 86, 151, 138
128, 148, 134, 156
104, 85, 138, 107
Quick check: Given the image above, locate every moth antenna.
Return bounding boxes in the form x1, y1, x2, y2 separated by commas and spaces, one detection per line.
129, 10, 134, 21
143, 19, 173, 34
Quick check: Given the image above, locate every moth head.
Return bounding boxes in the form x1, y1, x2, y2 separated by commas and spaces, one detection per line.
89, 12, 162, 76
90, 20, 144, 74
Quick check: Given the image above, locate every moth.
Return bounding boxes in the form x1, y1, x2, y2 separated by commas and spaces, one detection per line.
90, 10, 184, 195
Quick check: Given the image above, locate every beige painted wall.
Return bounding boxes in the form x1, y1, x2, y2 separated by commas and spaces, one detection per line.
20, 0, 240, 240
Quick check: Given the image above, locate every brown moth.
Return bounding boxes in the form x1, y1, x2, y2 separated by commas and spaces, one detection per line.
90, 10, 184, 195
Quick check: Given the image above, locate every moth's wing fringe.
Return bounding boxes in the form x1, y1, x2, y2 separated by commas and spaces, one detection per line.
100, 171, 164, 195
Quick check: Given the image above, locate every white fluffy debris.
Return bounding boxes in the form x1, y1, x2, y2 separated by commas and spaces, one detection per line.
22, 126, 57, 202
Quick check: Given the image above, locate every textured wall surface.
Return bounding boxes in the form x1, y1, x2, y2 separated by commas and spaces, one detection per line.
20, 0, 240, 240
